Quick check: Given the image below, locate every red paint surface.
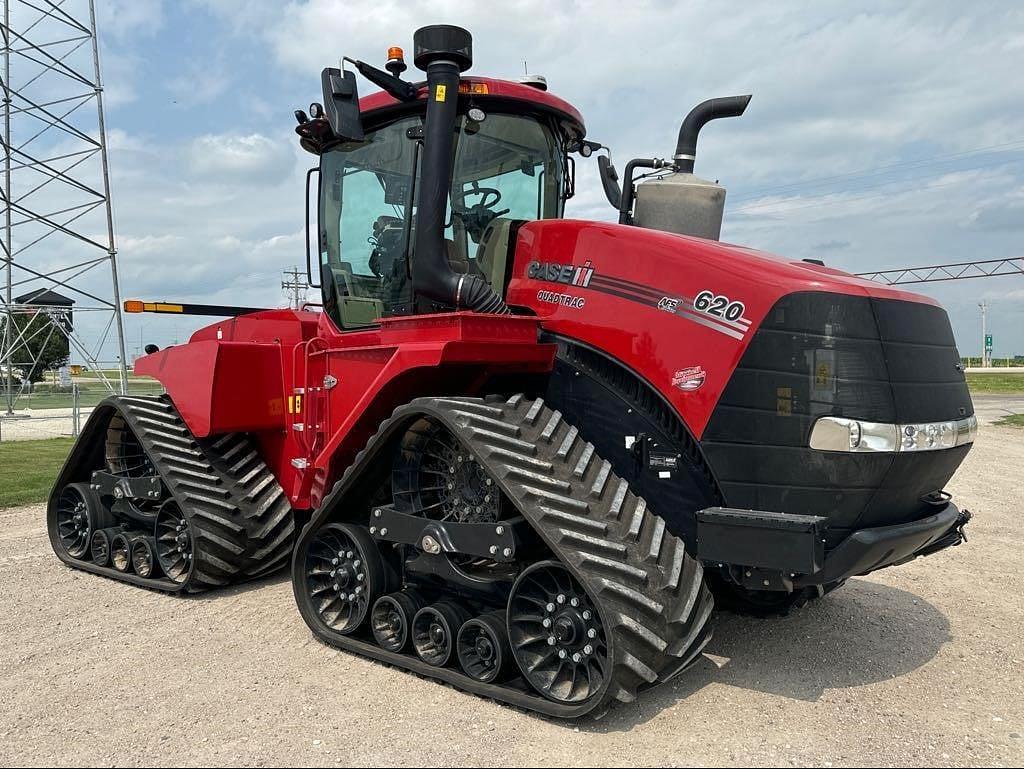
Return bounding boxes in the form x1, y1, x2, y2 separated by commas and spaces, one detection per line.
137, 312, 552, 510
358, 76, 585, 132
506, 219, 938, 438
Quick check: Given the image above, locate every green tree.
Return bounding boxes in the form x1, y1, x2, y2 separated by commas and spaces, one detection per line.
5, 310, 70, 384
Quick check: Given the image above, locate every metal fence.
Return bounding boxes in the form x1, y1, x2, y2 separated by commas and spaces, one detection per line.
0, 377, 164, 442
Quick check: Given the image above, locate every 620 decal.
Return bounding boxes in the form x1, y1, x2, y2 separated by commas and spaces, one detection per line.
694, 290, 745, 322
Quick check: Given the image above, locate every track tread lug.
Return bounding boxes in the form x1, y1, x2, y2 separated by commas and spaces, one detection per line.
572, 444, 594, 479
590, 459, 611, 498
555, 425, 578, 460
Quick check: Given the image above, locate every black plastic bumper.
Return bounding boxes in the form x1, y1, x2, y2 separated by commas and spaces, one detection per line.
697, 502, 970, 589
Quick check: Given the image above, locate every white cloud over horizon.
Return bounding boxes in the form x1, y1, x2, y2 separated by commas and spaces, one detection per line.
8, 0, 1023, 360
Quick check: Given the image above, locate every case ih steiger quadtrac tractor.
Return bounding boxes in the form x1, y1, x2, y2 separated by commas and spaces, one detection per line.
48, 26, 976, 717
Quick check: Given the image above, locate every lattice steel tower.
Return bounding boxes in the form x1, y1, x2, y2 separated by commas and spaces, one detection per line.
1, 0, 128, 414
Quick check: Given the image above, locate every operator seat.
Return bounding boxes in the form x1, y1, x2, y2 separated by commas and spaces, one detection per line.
475, 218, 517, 294
445, 238, 485, 279
329, 261, 384, 328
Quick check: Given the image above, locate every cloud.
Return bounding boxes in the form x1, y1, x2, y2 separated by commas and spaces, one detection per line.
812, 240, 852, 252
184, 133, 296, 185
99, 0, 164, 39
166, 62, 233, 108
965, 198, 1024, 232
64, 0, 1024, 358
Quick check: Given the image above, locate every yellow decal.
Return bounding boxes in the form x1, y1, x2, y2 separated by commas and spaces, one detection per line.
268, 398, 283, 417
815, 362, 830, 388
142, 302, 183, 313
776, 386, 792, 417
435, 84, 447, 102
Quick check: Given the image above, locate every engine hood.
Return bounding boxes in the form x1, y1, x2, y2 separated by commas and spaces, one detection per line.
507, 219, 949, 437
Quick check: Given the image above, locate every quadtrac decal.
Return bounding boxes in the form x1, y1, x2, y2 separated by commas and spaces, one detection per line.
525, 260, 752, 341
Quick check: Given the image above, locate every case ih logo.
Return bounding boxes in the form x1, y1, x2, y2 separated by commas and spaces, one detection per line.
527, 260, 595, 287
672, 366, 707, 392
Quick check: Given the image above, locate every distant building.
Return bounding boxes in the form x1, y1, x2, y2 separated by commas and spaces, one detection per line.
12, 288, 74, 359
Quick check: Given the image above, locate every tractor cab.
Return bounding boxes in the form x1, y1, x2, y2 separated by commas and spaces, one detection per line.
296, 32, 585, 331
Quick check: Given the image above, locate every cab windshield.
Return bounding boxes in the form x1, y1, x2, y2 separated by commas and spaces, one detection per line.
319, 110, 565, 329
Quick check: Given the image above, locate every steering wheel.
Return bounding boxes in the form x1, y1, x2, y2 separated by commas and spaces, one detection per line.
453, 182, 510, 242
456, 183, 502, 210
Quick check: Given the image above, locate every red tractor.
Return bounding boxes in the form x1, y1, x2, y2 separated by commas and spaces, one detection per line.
48, 26, 975, 717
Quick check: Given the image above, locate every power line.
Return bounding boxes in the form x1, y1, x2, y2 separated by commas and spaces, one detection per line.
730, 158, 1023, 216
730, 139, 1024, 204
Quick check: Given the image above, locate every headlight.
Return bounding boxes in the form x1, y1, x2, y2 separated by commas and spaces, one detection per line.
810, 415, 976, 453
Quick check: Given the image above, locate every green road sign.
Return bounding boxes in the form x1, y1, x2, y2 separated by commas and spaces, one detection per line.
985, 334, 993, 350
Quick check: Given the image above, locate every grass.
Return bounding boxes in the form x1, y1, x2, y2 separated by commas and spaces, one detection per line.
0, 437, 73, 508
995, 414, 1024, 428
966, 372, 1024, 394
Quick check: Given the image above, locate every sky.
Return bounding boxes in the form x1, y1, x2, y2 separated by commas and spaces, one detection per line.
7, 0, 1024, 362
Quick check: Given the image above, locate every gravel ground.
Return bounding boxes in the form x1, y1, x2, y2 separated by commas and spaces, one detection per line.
1, 426, 1022, 767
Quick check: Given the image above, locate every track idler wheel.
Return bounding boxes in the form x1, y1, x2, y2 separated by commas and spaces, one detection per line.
302, 523, 388, 635
131, 536, 160, 579
110, 532, 134, 573
54, 482, 109, 559
412, 602, 470, 667
371, 591, 424, 652
457, 611, 512, 683
508, 561, 610, 704
90, 527, 119, 567
154, 500, 192, 585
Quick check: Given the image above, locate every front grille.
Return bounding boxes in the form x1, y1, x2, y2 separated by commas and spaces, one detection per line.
701, 291, 972, 540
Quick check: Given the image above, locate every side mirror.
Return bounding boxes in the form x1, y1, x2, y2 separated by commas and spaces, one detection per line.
598, 154, 622, 210
320, 67, 365, 142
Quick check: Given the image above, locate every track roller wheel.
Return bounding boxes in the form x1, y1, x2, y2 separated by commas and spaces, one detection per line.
154, 500, 192, 585
110, 532, 134, 573
54, 482, 108, 559
508, 561, 609, 705
90, 528, 117, 567
131, 537, 159, 579
457, 611, 512, 683
371, 591, 423, 652
302, 523, 388, 634
412, 602, 470, 667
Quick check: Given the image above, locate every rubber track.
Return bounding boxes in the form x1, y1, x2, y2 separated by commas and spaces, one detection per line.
54, 395, 294, 592
295, 394, 714, 717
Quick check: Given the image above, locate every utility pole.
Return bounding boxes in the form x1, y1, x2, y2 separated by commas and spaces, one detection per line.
979, 301, 988, 368
282, 266, 307, 310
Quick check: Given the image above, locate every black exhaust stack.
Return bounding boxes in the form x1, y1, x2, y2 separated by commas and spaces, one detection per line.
673, 95, 751, 173
411, 25, 509, 314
